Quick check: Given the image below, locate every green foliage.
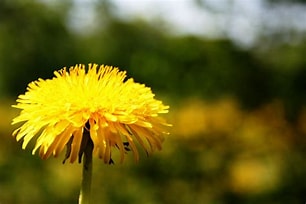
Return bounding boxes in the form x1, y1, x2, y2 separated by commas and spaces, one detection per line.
1, 0, 305, 113
0, 0, 78, 95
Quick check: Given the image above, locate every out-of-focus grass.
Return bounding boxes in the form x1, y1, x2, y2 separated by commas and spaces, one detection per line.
1, 97, 306, 203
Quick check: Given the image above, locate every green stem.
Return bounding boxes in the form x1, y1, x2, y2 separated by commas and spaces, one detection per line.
79, 137, 93, 204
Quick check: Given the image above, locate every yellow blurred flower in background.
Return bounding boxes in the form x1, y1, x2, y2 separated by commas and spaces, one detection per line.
173, 98, 242, 138
11, 63, 170, 164
229, 158, 281, 194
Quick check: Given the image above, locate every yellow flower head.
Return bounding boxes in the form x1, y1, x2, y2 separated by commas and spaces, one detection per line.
12, 64, 170, 164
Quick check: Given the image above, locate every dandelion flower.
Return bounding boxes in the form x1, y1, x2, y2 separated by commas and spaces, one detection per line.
12, 63, 171, 164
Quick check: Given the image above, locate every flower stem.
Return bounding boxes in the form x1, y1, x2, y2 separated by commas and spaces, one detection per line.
79, 136, 93, 204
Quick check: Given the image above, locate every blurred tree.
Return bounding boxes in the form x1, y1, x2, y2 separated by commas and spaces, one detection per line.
268, 0, 306, 3
0, 0, 304, 111
0, 0, 78, 96
254, 38, 306, 121
79, 19, 274, 108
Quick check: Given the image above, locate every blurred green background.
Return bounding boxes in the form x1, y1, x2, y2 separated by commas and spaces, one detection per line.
1, 0, 306, 203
